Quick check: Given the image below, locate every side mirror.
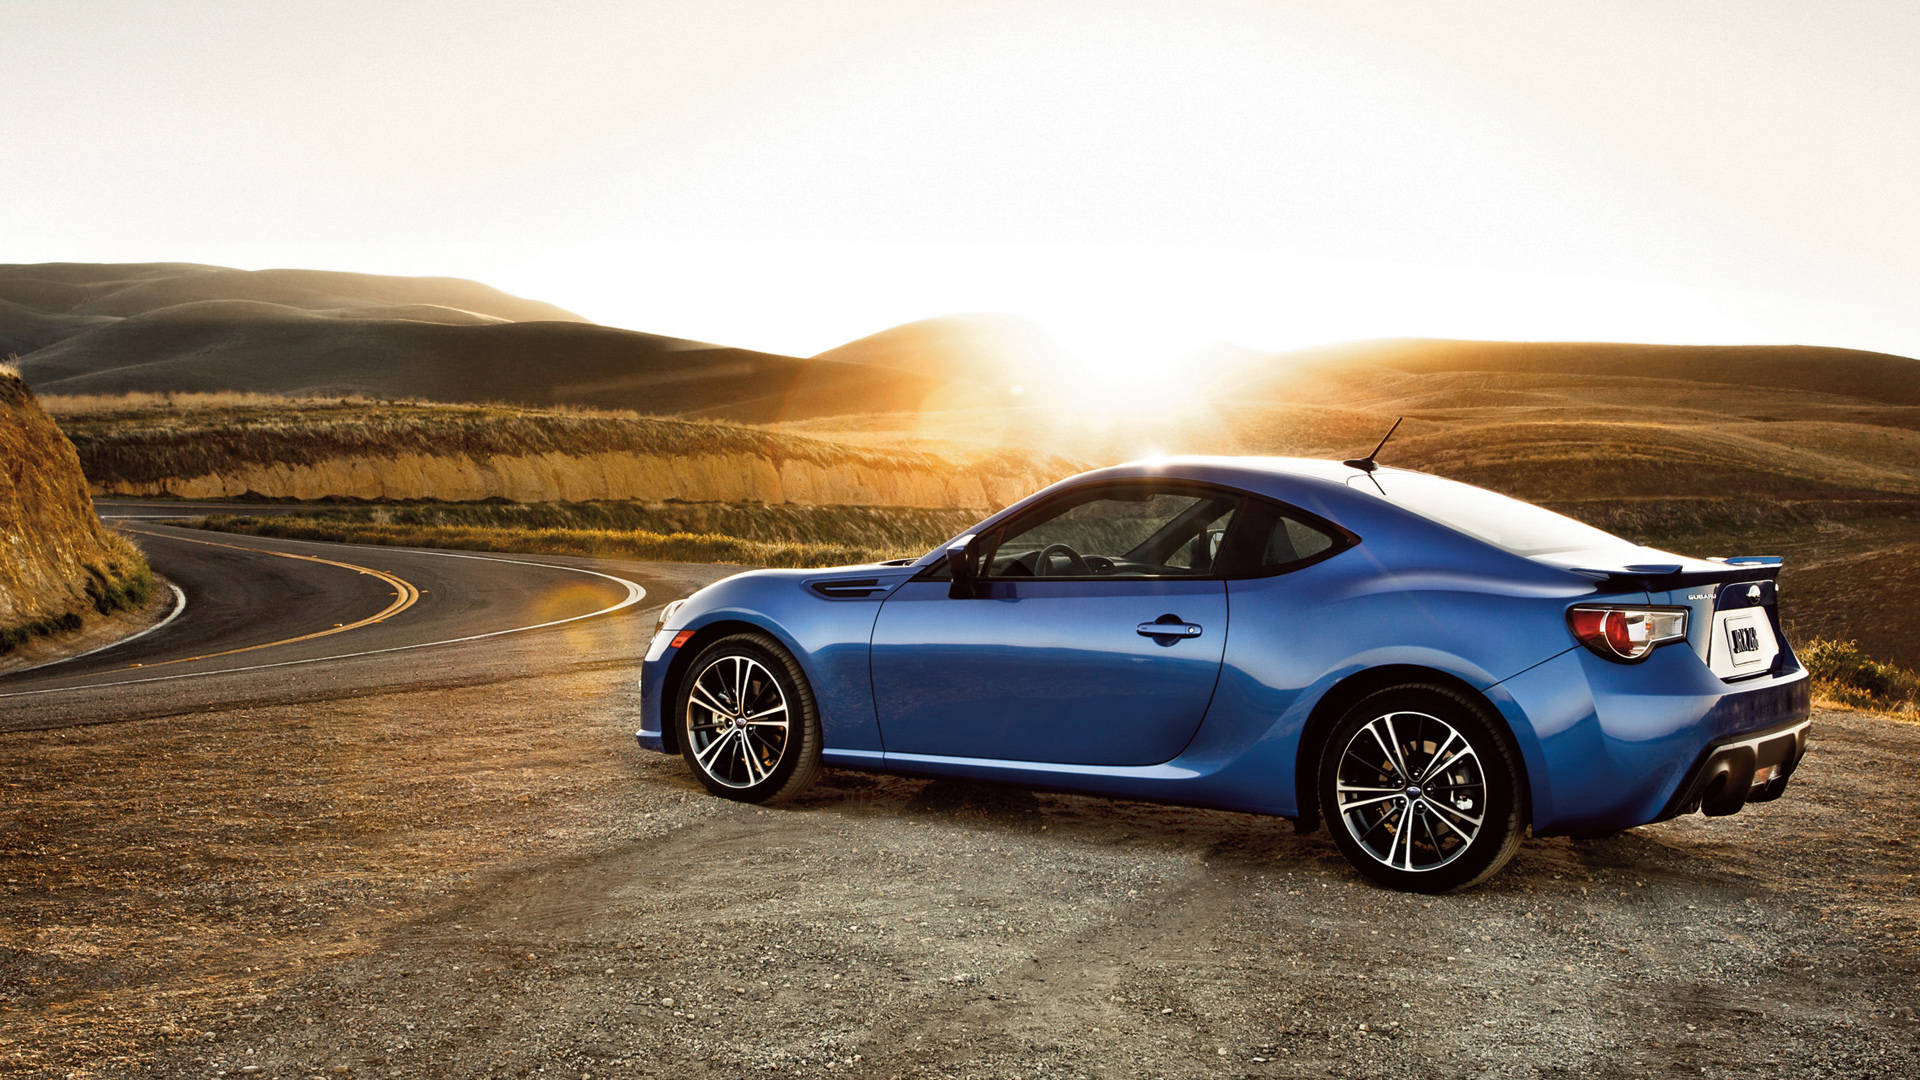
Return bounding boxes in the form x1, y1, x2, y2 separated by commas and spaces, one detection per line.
946, 533, 983, 599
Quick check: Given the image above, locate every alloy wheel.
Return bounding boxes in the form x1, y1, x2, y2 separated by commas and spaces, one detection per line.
684, 654, 791, 790
1333, 710, 1488, 873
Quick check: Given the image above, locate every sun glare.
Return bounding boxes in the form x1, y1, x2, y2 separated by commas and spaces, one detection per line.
1030, 315, 1225, 417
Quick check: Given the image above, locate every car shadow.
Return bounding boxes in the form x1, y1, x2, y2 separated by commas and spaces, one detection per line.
785, 768, 1767, 899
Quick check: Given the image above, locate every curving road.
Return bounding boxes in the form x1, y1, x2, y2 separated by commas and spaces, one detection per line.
0, 509, 737, 732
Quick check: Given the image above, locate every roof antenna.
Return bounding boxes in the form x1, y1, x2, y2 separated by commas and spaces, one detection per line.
1343, 416, 1403, 474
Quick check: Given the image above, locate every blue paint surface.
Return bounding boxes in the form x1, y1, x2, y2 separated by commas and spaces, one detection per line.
637, 457, 1810, 835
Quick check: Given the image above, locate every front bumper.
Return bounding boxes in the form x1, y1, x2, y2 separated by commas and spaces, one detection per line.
634, 630, 678, 754
1656, 716, 1810, 820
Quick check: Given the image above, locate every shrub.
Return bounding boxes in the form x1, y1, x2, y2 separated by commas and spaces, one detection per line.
1800, 638, 1919, 714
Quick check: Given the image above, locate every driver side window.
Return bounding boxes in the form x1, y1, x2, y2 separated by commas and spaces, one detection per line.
986, 486, 1241, 579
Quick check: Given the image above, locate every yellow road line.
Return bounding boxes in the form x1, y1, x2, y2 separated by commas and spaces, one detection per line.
117, 526, 420, 670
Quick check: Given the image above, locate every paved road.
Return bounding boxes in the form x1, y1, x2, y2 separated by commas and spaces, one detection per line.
0, 518, 733, 732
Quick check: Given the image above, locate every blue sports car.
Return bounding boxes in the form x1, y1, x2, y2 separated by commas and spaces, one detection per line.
635, 455, 1810, 891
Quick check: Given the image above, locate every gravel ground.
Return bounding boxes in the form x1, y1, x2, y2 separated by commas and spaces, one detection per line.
2, 667, 1916, 1079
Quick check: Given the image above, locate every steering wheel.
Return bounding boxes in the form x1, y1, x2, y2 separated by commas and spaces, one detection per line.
1033, 543, 1091, 576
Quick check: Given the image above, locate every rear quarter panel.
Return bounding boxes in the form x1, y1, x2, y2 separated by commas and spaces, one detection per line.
1198, 526, 1604, 818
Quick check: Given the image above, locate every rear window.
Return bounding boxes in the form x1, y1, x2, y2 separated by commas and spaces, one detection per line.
1354, 470, 1624, 556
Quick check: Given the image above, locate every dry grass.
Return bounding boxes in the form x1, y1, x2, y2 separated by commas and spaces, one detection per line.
245, 499, 979, 550
37, 388, 369, 416
1538, 496, 1920, 547
47, 393, 1068, 490
190, 515, 911, 568
182, 498, 983, 569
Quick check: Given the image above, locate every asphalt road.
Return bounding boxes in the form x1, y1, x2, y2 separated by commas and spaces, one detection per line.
0, 514, 732, 733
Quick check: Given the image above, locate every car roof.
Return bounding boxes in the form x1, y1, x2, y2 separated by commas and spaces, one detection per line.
1076, 455, 1366, 495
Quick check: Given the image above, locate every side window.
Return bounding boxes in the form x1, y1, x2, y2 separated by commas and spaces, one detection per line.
986, 486, 1241, 579
1243, 504, 1340, 574
1164, 502, 1237, 571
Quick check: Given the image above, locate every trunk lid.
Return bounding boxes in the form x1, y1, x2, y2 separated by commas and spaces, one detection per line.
1536, 548, 1788, 680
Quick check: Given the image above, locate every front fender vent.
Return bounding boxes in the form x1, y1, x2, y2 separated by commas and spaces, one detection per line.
809, 578, 892, 600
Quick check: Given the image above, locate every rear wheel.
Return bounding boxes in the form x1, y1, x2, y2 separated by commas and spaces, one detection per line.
1316, 684, 1525, 892
675, 633, 823, 804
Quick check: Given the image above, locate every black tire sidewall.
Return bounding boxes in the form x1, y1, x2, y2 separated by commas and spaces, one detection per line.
675, 634, 820, 803
1316, 685, 1526, 893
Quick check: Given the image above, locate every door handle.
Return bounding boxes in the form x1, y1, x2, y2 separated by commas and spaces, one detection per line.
1136, 617, 1203, 640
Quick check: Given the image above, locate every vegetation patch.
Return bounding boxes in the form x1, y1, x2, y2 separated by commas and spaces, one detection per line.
43, 393, 1064, 489
1800, 639, 1920, 716
189, 515, 918, 569
0, 533, 153, 655
207, 499, 975, 550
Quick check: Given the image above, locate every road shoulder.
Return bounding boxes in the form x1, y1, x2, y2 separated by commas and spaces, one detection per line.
0, 574, 180, 678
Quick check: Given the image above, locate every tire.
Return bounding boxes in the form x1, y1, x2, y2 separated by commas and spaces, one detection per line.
1315, 684, 1526, 893
674, 633, 823, 804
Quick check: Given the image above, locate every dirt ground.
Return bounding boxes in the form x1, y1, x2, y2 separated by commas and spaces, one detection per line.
2, 666, 1916, 1080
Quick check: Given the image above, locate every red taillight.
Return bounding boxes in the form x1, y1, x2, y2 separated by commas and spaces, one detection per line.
1567, 606, 1688, 662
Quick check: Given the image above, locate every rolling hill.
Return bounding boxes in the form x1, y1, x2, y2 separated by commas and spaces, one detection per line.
0, 262, 586, 324
0, 263, 954, 421
16, 314, 955, 422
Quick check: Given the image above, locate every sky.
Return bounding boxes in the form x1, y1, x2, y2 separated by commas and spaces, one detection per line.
5, 0, 1918, 364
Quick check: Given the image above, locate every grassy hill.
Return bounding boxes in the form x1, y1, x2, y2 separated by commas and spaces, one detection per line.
17, 316, 951, 421
1, 263, 965, 420
0, 262, 586, 325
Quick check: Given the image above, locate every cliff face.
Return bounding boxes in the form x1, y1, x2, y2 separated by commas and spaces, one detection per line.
0, 368, 149, 644
84, 449, 1051, 509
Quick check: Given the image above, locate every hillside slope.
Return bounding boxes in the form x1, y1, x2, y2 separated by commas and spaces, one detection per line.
0, 262, 585, 327
17, 316, 946, 422
0, 368, 151, 652
811, 313, 1058, 383
48, 396, 1079, 509
1253, 338, 1920, 408
2, 264, 961, 420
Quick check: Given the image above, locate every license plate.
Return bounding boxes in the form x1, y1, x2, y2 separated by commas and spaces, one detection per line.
1709, 609, 1778, 678
1729, 620, 1762, 658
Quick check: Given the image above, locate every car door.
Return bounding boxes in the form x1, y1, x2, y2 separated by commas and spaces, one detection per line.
868, 481, 1239, 766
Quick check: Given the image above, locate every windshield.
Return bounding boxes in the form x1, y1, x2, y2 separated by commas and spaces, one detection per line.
1354, 470, 1627, 556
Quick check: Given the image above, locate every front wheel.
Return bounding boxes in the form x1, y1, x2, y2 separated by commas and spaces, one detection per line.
1316, 685, 1526, 893
675, 633, 823, 804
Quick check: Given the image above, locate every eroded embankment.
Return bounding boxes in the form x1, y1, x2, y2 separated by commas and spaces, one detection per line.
56, 401, 1073, 507
0, 368, 151, 652
85, 449, 1054, 506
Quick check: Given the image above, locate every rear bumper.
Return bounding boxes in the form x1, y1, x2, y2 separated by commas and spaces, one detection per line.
1655, 715, 1810, 820
1492, 643, 1811, 835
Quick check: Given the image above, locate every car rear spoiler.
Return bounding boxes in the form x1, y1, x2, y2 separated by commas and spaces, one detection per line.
1563, 555, 1783, 592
